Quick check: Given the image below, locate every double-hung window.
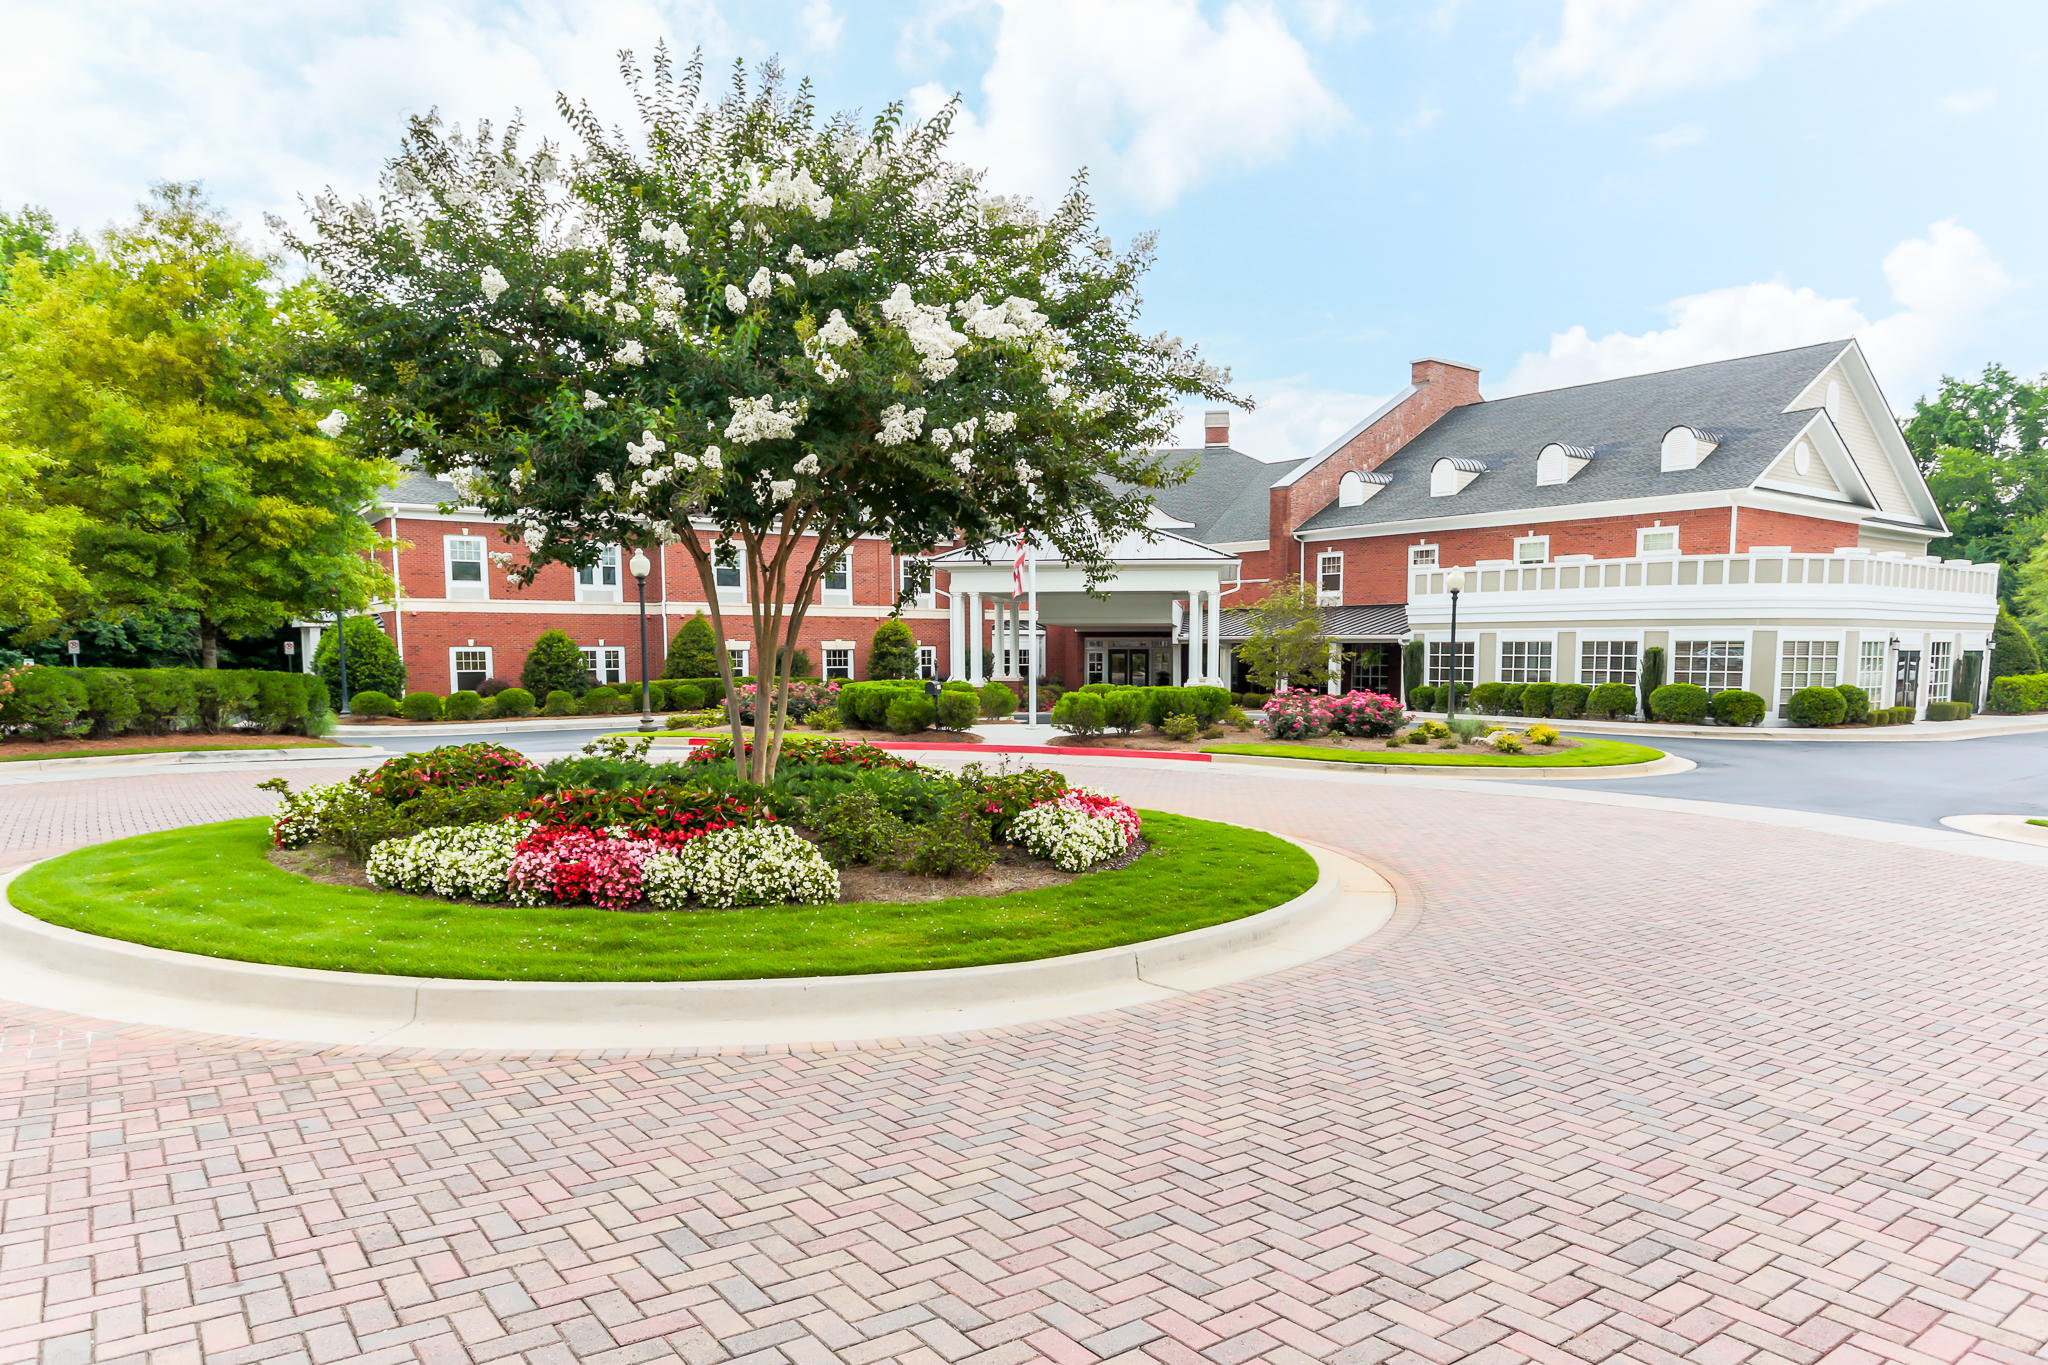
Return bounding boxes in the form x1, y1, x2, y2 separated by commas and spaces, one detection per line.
1673, 639, 1745, 693
823, 551, 853, 606
713, 544, 744, 600
1858, 640, 1887, 704
823, 645, 854, 680
1513, 536, 1549, 566
917, 645, 938, 680
580, 646, 625, 687
1409, 544, 1438, 569
1317, 551, 1343, 605
1428, 640, 1474, 688
1928, 640, 1953, 704
451, 648, 491, 693
1580, 640, 1638, 687
1498, 640, 1553, 684
576, 546, 621, 601
1777, 640, 1840, 716
727, 646, 749, 678
444, 535, 488, 600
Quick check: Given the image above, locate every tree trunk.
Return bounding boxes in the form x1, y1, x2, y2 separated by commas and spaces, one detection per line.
198, 617, 220, 669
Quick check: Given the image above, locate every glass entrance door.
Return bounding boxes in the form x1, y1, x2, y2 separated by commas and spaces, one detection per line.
1107, 648, 1150, 686
1894, 649, 1921, 711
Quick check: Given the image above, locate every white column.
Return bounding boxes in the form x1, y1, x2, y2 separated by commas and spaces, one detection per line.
1002, 600, 1018, 679
947, 584, 967, 680
1206, 587, 1224, 687
1170, 600, 1184, 686
1191, 589, 1208, 685
1327, 644, 1342, 695
967, 592, 986, 684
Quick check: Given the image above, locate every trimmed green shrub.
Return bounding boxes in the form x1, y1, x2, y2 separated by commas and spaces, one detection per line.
1550, 683, 1589, 719
189, 670, 255, 733
838, 680, 925, 728
1143, 686, 1196, 728
351, 690, 398, 717
1051, 691, 1105, 736
979, 678, 1017, 718
1078, 683, 1116, 695
934, 689, 979, 731
79, 669, 141, 738
867, 618, 918, 680
1991, 606, 2039, 683
1709, 688, 1765, 727
670, 683, 705, 710
1886, 705, 1916, 725
663, 613, 719, 679
250, 672, 317, 734
579, 685, 624, 715
1100, 688, 1145, 735
1, 666, 87, 739
494, 687, 536, 717
1521, 682, 1555, 718
313, 616, 406, 710
941, 679, 976, 692
1835, 683, 1871, 725
1469, 682, 1506, 714
542, 689, 577, 716
523, 630, 589, 698
1499, 683, 1527, 715
1649, 683, 1708, 723
1238, 692, 1272, 711
1403, 639, 1426, 702
1787, 685, 1847, 727
1159, 712, 1201, 741
884, 695, 935, 734
1186, 687, 1233, 726
128, 669, 198, 733
401, 692, 445, 722
1926, 700, 1973, 721
1639, 646, 1666, 705
1987, 672, 2048, 714
1587, 683, 1637, 720
1408, 684, 1437, 712
444, 690, 483, 721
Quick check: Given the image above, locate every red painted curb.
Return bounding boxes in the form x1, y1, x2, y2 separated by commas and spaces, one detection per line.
672, 735, 1214, 762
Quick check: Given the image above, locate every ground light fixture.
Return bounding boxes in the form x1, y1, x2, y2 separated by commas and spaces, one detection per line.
629, 547, 656, 732
1443, 567, 1467, 722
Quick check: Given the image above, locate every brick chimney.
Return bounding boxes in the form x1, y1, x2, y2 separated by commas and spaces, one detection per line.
1203, 409, 1231, 448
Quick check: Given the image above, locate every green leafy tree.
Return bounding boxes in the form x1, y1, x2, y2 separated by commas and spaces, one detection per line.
1903, 364, 2048, 603
1989, 606, 2040, 683
312, 615, 406, 707
289, 52, 1237, 779
1234, 577, 1331, 692
868, 618, 917, 679
0, 185, 392, 666
663, 611, 718, 678
522, 628, 588, 697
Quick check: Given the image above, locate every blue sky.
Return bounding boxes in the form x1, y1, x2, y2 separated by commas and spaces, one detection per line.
4, 0, 2042, 460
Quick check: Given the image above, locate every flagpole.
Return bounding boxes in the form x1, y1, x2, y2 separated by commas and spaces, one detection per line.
1026, 539, 1039, 724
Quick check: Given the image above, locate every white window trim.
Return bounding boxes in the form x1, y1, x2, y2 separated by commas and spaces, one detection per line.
1494, 634, 1558, 685
1316, 551, 1343, 606
576, 545, 624, 603
821, 639, 856, 680
1408, 543, 1438, 569
1926, 637, 1954, 706
916, 644, 938, 680
823, 551, 854, 607
578, 645, 626, 687
443, 534, 490, 600
1512, 535, 1550, 566
712, 545, 747, 604
448, 646, 493, 692
725, 642, 750, 678
1857, 637, 1889, 706
1670, 632, 1753, 695
1776, 635, 1847, 717
1575, 634, 1644, 688
899, 556, 935, 610
1636, 525, 1681, 557
1425, 636, 1476, 687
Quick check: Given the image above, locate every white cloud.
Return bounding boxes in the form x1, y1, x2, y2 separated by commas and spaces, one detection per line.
1502, 219, 2010, 405
909, 0, 1348, 211
801, 0, 844, 50
1177, 379, 1392, 462
1296, 0, 1373, 41
1644, 121, 1708, 152
1937, 86, 1996, 115
1516, 0, 1889, 111
1396, 102, 1442, 137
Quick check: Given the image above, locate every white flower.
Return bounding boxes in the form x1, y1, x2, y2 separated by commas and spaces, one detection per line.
831, 247, 864, 270
595, 472, 616, 494
950, 451, 972, 473
768, 478, 796, 502
478, 348, 500, 368
316, 410, 349, 438
724, 284, 748, 314
582, 389, 607, 410
736, 165, 835, 220
793, 452, 820, 476
817, 309, 857, 348
701, 446, 723, 471
543, 286, 568, 306
875, 403, 925, 447
479, 266, 509, 303
673, 452, 698, 472
747, 266, 773, 299
1015, 460, 1036, 485
642, 825, 837, 909
813, 354, 846, 384
294, 379, 320, 400
627, 430, 666, 465
930, 427, 953, 450
724, 394, 808, 445
952, 418, 977, 443
522, 525, 544, 549
661, 223, 689, 252
580, 290, 607, 311
613, 301, 640, 323
612, 340, 646, 366
986, 410, 1017, 434
774, 272, 794, 290
1046, 383, 1071, 406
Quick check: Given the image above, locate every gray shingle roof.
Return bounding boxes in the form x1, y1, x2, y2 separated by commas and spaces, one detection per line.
1129, 447, 1309, 544
379, 461, 458, 508
1185, 604, 1409, 642
1297, 341, 1851, 533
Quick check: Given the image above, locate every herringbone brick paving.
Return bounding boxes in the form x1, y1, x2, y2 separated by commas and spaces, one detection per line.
1, 757, 2047, 1364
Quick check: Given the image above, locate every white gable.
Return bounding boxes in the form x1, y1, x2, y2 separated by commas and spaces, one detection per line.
1785, 342, 1941, 529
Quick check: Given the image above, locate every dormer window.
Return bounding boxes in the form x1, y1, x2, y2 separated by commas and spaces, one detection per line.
1536, 443, 1593, 486
1337, 469, 1391, 507
1429, 457, 1487, 498
1660, 425, 1722, 472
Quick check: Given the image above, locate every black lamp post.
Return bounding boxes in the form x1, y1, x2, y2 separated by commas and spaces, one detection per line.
1444, 568, 1467, 722
630, 547, 655, 732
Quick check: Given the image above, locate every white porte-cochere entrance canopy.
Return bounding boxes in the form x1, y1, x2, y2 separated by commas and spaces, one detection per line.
927, 529, 1240, 686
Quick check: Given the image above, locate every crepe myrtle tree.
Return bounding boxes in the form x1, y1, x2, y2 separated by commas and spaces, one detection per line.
287, 51, 1239, 779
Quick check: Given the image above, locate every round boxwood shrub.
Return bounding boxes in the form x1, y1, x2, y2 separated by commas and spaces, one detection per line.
1187, 687, 1232, 726
580, 685, 624, 715
884, 694, 935, 734
1407, 684, 1437, 712
1099, 687, 1145, 734
978, 678, 1016, 719
542, 689, 577, 716
443, 690, 483, 721
934, 689, 979, 731
494, 686, 536, 717
1, 666, 88, 739
1499, 683, 1527, 716
1550, 682, 1589, 719
1787, 685, 1848, 727
1586, 682, 1636, 719
522, 630, 588, 699
1649, 683, 1709, 723
1051, 690, 1104, 735
1835, 682, 1871, 725
1469, 682, 1507, 714
1709, 688, 1765, 727
1520, 682, 1555, 717
669, 682, 705, 710
350, 690, 398, 717
400, 691, 444, 722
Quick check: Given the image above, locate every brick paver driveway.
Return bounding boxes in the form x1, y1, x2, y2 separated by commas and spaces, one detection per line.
2, 757, 2047, 1364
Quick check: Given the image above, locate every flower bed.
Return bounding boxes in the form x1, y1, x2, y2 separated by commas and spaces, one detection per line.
259, 735, 1146, 913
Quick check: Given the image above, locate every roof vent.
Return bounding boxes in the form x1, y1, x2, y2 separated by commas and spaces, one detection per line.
1536, 442, 1593, 486
1429, 457, 1487, 497
1660, 425, 1721, 472
1337, 469, 1392, 507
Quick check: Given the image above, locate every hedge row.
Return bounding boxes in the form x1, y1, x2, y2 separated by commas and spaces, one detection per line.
1988, 672, 2048, 714
0, 666, 330, 741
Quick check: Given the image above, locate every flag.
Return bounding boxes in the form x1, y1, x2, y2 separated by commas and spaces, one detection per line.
1012, 531, 1029, 597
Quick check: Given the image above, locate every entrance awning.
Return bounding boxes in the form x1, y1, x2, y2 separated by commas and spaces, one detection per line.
1183, 604, 1409, 643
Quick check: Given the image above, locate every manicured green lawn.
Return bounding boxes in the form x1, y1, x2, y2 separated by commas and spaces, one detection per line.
1201, 736, 1664, 768
0, 737, 341, 763
10, 813, 1315, 982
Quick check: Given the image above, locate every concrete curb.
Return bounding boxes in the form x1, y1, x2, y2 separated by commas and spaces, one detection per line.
1938, 814, 2048, 848
330, 716, 633, 738
1406, 710, 2048, 743
1205, 751, 1694, 781
0, 745, 378, 777
0, 837, 1392, 1050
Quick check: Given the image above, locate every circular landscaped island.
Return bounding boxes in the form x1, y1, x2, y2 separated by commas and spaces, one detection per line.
7, 736, 1319, 984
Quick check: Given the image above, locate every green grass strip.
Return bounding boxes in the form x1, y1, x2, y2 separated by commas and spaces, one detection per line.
9, 813, 1315, 983
0, 740, 340, 764
1201, 736, 1664, 768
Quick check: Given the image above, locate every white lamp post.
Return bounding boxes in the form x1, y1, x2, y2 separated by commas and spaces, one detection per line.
629, 547, 655, 731
1443, 568, 1468, 721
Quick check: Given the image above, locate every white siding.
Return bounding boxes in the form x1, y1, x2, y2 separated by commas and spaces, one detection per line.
1794, 360, 1913, 517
